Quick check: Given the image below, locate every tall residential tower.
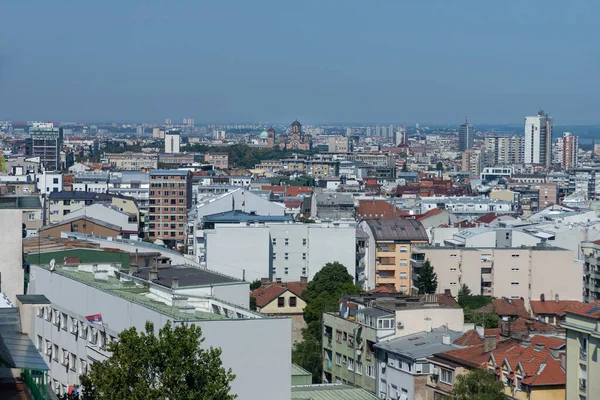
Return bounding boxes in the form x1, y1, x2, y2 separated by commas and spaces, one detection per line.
524, 110, 553, 166
458, 118, 474, 152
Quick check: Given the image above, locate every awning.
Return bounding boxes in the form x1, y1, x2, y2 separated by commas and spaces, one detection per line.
0, 332, 49, 371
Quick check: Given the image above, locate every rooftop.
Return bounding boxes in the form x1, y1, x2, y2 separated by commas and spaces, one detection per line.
149, 170, 190, 176
530, 299, 582, 317
133, 265, 240, 288
0, 196, 42, 210
374, 326, 464, 360
34, 263, 228, 321
565, 300, 600, 320
39, 215, 122, 233
365, 218, 428, 242
251, 281, 307, 308
203, 210, 293, 224
291, 384, 379, 400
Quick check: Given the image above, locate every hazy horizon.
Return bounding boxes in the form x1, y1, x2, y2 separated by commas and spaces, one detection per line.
1, 1, 598, 124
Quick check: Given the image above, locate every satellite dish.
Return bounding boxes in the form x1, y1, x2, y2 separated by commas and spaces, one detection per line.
49, 259, 56, 272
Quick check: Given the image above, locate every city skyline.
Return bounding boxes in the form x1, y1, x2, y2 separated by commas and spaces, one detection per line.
1, 1, 598, 124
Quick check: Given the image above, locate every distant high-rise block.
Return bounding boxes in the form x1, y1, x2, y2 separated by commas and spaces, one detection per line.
164, 130, 181, 154
524, 110, 553, 166
28, 123, 64, 171
555, 132, 578, 169
458, 118, 474, 152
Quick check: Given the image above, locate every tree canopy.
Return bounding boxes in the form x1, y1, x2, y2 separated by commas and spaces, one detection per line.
457, 287, 499, 328
79, 321, 236, 400
445, 368, 506, 400
292, 262, 362, 382
416, 260, 438, 294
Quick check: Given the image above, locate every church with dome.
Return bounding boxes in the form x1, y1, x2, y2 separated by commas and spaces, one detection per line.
259, 121, 311, 150
277, 120, 312, 151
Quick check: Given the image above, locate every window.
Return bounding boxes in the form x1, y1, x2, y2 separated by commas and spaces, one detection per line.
60, 313, 67, 330
272, 252, 276, 260
356, 361, 363, 375
285, 238, 289, 246
400, 246, 408, 252
511, 282, 520, 286
302, 253, 306, 260
335, 353, 342, 366
511, 267, 520, 271
511, 254, 520, 258
53, 178, 59, 184
28, 214, 35, 221
302, 239, 307, 246
36, 335, 42, 351
284, 253, 289, 260
53, 344, 59, 361
400, 272, 407, 279
343, 332, 348, 341
343, 355, 347, 364
278, 297, 285, 307
441, 368, 453, 385
284, 267, 289, 275
70, 353, 77, 371
289, 297, 297, 307
400, 259, 408, 266
348, 358, 354, 371
367, 364, 375, 377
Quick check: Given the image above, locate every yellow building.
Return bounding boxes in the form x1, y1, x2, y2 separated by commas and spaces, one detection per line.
359, 218, 429, 293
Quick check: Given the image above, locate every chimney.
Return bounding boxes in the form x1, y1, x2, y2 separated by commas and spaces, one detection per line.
483, 335, 497, 353
260, 277, 270, 286
535, 342, 545, 351
476, 325, 485, 338
129, 263, 139, 275
442, 334, 451, 345
444, 289, 452, 296
300, 276, 307, 283
424, 317, 432, 333
171, 277, 179, 289
149, 267, 158, 281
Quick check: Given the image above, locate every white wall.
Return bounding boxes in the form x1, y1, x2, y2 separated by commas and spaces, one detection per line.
29, 265, 291, 400
0, 210, 24, 304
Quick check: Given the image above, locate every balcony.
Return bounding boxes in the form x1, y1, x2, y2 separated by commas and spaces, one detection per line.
580, 378, 587, 392
481, 273, 492, 282
376, 246, 394, 253
482, 287, 493, 295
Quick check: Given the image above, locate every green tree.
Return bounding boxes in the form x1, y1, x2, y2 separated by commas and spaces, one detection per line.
444, 368, 506, 400
249, 296, 257, 311
457, 284, 472, 306
292, 262, 362, 382
249, 279, 262, 291
436, 161, 444, 171
401, 161, 408, 172
416, 260, 438, 294
464, 310, 500, 329
79, 321, 236, 400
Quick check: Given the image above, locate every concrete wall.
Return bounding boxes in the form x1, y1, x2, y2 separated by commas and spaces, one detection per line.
530, 249, 582, 301
69, 204, 137, 232
393, 308, 464, 338
41, 220, 121, 238
29, 265, 291, 400
206, 225, 271, 281
0, 210, 24, 304
307, 224, 356, 281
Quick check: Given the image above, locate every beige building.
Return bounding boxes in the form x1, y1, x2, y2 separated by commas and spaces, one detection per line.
564, 301, 600, 400
359, 219, 429, 292
411, 246, 582, 306
461, 148, 483, 177
328, 136, 350, 153
204, 152, 229, 169
251, 281, 307, 344
39, 215, 122, 238
46, 192, 139, 225
105, 152, 158, 170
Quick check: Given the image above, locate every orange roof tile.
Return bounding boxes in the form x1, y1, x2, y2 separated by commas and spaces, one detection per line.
564, 300, 600, 320
250, 281, 307, 308
530, 300, 582, 317
493, 298, 530, 318
285, 186, 313, 197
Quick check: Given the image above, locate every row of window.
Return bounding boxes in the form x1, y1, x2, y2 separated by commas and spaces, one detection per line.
149, 198, 185, 205
149, 215, 185, 221
273, 252, 306, 261
149, 191, 186, 196
148, 223, 185, 229
272, 238, 307, 246
37, 307, 115, 345
277, 296, 297, 308
272, 266, 307, 276
148, 207, 186, 213
333, 353, 374, 377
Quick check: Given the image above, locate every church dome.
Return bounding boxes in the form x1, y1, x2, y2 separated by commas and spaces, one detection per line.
259, 130, 269, 138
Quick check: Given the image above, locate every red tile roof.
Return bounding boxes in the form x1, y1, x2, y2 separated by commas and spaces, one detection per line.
356, 199, 407, 220
530, 300, 582, 317
453, 328, 501, 347
285, 186, 313, 197
440, 335, 565, 387
493, 298, 530, 318
564, 300, 600, 320
368, 285, 395, 294
475, 212, 507, 224
504, 317, 558, 334
416, 208, 444, 220
283, 200, 303, 208
250, 281, 307, 308
261, 185, 285, 193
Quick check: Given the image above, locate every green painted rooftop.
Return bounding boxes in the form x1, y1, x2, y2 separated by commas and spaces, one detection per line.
291, 384, 379, 400
291, 363, 311, 377
0, 196, 42, 209
38, 264, 227, 321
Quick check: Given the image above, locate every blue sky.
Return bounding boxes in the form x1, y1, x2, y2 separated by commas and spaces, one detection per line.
0, 1, 598, 124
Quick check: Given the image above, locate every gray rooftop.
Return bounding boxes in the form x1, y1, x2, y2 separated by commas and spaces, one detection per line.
204, 210, 292, 224
291, 384, 379, 400
365, 218, 428, 242
357, 307, 394, 318
374, 327, 464, 360
0, 196, 42, 210
133, 265, 241, 287
16, 295, 51, 305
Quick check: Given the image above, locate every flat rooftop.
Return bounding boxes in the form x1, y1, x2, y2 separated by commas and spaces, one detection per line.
134, 265, 240, 287
34, 263, 229, 321
291, 384, 379, 400
0, 196, 42, 210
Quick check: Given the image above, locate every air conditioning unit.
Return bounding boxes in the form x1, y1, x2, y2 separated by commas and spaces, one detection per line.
397, 321, 404, 329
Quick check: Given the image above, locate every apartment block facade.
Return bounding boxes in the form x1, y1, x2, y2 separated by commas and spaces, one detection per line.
358, 219, 429, 292
104, 152, 158, 170
148, 170, 192, 246
411, 246, 582, 305
563, 301, 600, 400
27, 125, 64, 171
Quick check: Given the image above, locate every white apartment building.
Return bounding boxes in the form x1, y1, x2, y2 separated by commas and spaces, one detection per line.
27, 261, 291, 399
411, 246, 582, 305
205, 220, 356, 282
107, 171, 150, 213
36, 172, 63, 195
419, 197, 514, 216
524, 110, 553, 166
72, 172, 109, 193
164, 130, 181, 154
